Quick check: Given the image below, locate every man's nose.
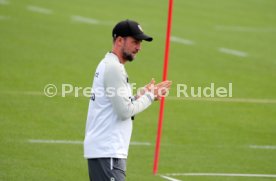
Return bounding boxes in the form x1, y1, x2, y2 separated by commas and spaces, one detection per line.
136, 43, 141, 51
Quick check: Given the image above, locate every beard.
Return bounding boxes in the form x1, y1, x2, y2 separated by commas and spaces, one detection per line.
122, 51, 134, 62
121, 41, 135, 62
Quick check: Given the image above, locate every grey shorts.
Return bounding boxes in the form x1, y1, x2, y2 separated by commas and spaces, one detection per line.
88, 158, 127, 181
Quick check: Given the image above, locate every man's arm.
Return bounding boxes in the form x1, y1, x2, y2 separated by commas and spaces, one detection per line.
104, 62, 154, 120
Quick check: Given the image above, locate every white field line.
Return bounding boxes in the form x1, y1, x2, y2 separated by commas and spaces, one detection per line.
28, 139, 83, 144
27, 140, 275, 150
71, 15, 98, 24
1, 91, 79, 97
27, 139, 151, 146
215, 25, 276, 33
1, 91, 46, 96
130, 141, 151, 146
171, 36, 195, 45
1, 91, 88, 97
164, 173, 276, 178
0, 15, 10, 20
27, 5, 53, 15
2, 91, 276, 104
218, 47, 248, 57
167, 96, 276, 104
249, 145, 276, 150
160, 175, 182, 181
71, 15, 112, 26
0, 0, 9, 5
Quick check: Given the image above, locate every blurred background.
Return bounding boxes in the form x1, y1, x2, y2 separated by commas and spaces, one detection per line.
1, 0, 276, 180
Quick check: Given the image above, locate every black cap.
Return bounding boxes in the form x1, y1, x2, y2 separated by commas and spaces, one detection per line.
112, 20, 153, 42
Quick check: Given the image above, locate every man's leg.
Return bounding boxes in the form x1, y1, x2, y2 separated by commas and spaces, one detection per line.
88, 158, 126, 181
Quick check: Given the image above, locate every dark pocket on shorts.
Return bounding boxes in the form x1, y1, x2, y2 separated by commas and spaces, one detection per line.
112, 158, 127, 173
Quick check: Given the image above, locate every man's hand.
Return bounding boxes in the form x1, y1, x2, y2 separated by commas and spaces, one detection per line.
135, 79, 172, 101
135, 79, 155, 99
151, 80, 172, 100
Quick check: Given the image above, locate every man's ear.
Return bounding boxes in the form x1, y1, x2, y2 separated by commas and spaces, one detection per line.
116, 36, 125, 47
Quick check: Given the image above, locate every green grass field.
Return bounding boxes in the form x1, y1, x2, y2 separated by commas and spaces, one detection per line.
1, 0, 276, 180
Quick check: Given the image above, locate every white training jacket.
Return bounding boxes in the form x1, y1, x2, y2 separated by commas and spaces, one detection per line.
84, 52, 154, 159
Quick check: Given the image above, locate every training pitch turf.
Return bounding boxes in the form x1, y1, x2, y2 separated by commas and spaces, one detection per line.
1, 0, 276, 180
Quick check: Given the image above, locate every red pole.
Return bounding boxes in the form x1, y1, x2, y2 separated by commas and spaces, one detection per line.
153, 0, 174, 175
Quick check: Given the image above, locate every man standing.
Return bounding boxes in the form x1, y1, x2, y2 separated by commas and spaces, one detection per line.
84, 19, 171, 181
